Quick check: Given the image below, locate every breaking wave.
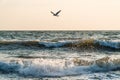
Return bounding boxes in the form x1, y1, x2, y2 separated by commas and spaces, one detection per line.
0, 55, 120, 77
0, 38, 119, 50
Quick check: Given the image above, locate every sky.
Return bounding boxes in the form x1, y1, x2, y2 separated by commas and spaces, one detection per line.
0, 0, 120, 30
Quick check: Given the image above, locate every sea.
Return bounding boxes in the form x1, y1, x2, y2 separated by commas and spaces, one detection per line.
0, 31, 120, 80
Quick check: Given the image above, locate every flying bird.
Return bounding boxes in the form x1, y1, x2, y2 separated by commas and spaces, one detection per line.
51, 10, 61, 17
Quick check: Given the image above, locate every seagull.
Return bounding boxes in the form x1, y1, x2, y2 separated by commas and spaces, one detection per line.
50, 10, 61, 17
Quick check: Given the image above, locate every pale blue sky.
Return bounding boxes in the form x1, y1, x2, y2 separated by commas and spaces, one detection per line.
0, 0, 120, 30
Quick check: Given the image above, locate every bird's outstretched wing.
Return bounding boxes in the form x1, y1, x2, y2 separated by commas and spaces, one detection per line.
55, 10, 61, 15
51, 11, 55, 15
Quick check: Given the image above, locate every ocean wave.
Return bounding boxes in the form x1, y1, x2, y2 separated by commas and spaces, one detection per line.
73, 55, 120, 72
0, 55, 120, 77
96, 40, 120, 49
0, 59, 74, 77
0, 39, 119, 50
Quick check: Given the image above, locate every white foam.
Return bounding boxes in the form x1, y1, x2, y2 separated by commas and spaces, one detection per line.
0, 56, 120, 77
0, 58, 88, 77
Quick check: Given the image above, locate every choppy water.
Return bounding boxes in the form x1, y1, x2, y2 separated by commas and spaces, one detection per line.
0, 31, 120, 80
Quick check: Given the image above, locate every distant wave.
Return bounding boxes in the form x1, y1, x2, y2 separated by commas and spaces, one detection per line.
0, 38, 120, 50
95, 40, 120, 49
0, 55, 120, 77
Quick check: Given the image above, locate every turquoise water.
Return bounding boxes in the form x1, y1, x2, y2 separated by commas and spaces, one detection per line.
0, 31, 120, 80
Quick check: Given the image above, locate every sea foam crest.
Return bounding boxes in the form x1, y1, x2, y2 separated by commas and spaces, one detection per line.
74, 55, 120, 72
